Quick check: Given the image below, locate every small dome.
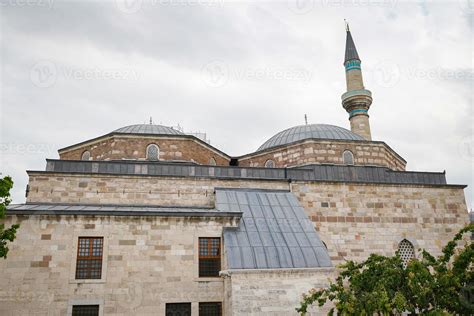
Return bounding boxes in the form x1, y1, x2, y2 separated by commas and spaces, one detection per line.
113, 124, 183, 135
258, 124, 364, 151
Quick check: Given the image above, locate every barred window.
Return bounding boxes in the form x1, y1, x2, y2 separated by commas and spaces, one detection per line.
398, 239, 415, 267
199, 237, 221, 277
72, 305, 99, 316
75, 237, 103, 279
199, 302, 222, 316
81, 151, 91, 161
264, 159, 275, 168
166, 303, 191, 316
343, 150, 354, 165
146, 144, 159, 161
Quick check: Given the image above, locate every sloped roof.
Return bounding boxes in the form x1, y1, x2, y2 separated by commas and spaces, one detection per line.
113, 124, 183, 135
344, 30, 360, 63
258, 124, 365, 151
218, 188, 332, 269
7, 203, 241, 217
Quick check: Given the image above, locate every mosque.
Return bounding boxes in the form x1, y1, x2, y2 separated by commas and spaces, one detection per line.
0, 26, 469, 316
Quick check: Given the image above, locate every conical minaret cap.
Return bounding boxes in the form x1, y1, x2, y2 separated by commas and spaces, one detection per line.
344, 26, 360, 64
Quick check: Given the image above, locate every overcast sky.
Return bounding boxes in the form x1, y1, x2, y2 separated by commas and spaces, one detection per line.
0, 0, 472, 209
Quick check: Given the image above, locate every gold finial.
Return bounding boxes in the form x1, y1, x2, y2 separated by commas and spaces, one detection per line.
344, 19, 350, 32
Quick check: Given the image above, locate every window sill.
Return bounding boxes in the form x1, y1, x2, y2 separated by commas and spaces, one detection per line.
194, 277, 222, 282
69, 279, 106, 284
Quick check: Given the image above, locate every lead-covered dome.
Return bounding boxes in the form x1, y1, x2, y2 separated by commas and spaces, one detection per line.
258, 124, 364, 151
113, 124, 183, 135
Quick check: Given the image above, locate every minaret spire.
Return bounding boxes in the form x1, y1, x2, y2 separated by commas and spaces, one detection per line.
341, 22, 373, 140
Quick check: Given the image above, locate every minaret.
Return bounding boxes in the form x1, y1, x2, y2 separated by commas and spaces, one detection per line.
341, 22, 372, 140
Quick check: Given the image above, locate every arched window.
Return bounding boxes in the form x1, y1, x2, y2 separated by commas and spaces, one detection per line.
209, 157, 217, 166
81, 151, 91, 161
398, 239, 415, 267
146, 144, 159, 161
343, 150, 354, 165
264, 159, 275, 168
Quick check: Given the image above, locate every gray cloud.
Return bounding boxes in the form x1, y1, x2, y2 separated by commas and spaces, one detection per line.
1, 0, 472, 209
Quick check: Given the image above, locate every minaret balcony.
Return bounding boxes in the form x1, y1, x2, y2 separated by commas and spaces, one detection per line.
341, 89, 373, 113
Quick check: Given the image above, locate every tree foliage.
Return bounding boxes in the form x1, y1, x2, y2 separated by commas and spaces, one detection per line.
297, 224, 474, 315
0, 176, 19, 259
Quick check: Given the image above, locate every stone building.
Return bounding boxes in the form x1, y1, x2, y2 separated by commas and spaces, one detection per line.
0, 27, 470, 316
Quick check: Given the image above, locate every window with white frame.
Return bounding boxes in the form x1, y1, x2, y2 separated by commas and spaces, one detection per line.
398, 239, 415, 267
342, 150, 354, 165
264, 159, 275, 168
146, 144, 159, 161
81, 151, 91, 161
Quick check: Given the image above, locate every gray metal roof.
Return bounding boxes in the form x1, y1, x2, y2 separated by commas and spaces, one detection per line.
218, 189, 332, 269
113, 124, 183, 135
7, 203, 241, 217
344, 30, 360, 63
258, 124, 365, 151
42, 159, 453, 187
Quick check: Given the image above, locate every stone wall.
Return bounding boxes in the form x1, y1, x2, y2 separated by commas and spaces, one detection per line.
26, 173, 290, 207
223, 268, 334, 315
238, 140, 406, 171
0, 214, 233, 316
26, 172, 469, 267
59, 135, 230, 166
290, 181, 470, 265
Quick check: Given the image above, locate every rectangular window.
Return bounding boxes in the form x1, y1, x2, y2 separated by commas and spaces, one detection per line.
72, 305, 99, 316
199, 237, 221, 277
166, 303, 191, 316
75, 237, 103, 279
199, 302, 222, 316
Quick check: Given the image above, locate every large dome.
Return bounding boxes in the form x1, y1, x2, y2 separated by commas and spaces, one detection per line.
258, 124, 365, 151
113, 124, 183, 135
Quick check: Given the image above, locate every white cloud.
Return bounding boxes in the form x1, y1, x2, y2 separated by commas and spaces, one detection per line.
0, 0, 472, 208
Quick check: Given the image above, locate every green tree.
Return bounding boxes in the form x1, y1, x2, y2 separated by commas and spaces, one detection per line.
297, 224, 474, 316
0, 176, 19, 258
